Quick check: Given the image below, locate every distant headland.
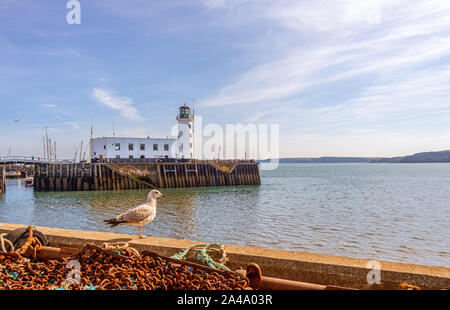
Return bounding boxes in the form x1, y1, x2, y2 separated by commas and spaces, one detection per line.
259, 150, 450, 163
370, 150, 450, 163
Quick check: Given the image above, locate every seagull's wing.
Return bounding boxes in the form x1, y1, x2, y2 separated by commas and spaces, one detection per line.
116, 202, 155, 224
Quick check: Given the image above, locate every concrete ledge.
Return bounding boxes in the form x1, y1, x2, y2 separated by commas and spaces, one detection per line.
0, 222, 448, 289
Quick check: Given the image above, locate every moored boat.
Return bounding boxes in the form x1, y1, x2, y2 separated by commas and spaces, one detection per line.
5, 170, 21, 179
25, 177, 34, 187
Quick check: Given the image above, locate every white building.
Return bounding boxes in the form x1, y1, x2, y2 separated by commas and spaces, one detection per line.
90, 104, 194, 161
91, 137, 176, 160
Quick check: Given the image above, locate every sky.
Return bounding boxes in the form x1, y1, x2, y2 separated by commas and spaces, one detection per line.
1, 0, 450, 159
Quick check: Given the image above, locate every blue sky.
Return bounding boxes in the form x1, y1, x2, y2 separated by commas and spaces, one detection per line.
1, 0, 450, 158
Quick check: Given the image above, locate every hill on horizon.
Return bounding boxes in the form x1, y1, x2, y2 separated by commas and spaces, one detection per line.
371, 150, 450, 163
258, 150, 450, 163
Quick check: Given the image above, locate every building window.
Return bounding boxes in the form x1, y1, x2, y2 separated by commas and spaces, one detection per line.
153, 144, 158, 151
103, 145, 106, 150
188, 124, 191, 129
140, 155, 145, 159
129, 155, 133, 159
190, 143, 192, 148
178, 131, 183, 138
140, 144, 145, 151
164, 144, 169, 151
128, 143, 134, 151
115, 155, 120, 159
94, 152, 97, 156
114, 143, 120, 150
179, 145, 183, 152
180, 106, 189, 118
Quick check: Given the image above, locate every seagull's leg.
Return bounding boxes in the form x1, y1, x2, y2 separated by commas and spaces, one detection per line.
138, 226, 145, 239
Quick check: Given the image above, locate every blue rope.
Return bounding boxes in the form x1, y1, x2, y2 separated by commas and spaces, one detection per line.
171, 243, 231, 272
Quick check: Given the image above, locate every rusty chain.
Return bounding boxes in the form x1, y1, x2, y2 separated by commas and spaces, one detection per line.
0, 244, 250, 290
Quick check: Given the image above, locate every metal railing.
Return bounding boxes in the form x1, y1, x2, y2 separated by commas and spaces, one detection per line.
0, 156, 70, 164
92, 158, 256, 164
0, 155, 257, 165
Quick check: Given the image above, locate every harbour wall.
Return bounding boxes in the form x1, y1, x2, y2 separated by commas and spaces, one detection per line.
0, 223, 448, 289
33, 161, 260, 191
110, 161, 260, 188
33, 163, 154, 191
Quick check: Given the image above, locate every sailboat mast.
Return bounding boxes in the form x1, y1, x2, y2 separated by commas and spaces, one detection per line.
45, 127, 50, 160
89, 117, 93, 163
79, 141, 83, 163
43, 137, 46, 161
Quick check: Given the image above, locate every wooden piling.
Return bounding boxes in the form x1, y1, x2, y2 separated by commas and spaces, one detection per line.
0, 166, 5, 193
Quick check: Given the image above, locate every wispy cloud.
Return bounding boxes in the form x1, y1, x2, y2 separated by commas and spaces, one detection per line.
92, 88, 145, 121
193, 0, 450, 156
65, 121, 82, 130
205, 1, 450, 108
41, 104, 57, 108
3, 0, 450, 157
37, 48, 81, 57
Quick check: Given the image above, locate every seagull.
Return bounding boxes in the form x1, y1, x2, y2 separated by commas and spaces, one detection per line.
104, 190, 165, 239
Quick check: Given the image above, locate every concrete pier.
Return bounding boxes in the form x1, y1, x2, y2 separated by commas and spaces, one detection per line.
0, 223, 448, 289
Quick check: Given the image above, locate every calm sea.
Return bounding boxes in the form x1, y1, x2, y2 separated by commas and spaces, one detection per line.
0, 163, 449, 267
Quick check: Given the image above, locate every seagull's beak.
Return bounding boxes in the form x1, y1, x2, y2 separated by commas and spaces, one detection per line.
160, 194, 165, 198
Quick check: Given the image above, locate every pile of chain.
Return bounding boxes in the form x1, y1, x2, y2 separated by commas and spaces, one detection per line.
0, 244, 250, 290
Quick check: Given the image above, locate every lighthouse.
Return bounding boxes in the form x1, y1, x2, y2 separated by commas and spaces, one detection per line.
176, 103, 194, 159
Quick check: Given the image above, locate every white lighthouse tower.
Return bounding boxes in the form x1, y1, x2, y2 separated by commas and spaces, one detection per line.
176, 103, 194, 159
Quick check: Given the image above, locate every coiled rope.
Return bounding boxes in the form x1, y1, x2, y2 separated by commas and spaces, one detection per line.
101, 242, 140, 258
0, 233, 14, 253
171, 243, 231, 272
1, 226, 44, 260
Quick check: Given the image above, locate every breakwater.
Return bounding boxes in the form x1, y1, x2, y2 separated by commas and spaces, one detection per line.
33, 161, 260, 191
